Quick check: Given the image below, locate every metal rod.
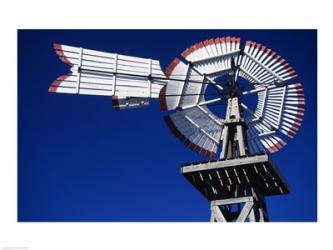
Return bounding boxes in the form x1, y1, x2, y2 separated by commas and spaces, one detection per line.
159, 93, 225, 97
80, 67, 226, 87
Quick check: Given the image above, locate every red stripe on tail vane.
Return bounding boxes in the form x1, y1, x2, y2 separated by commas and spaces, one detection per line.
54, 43, 62, 50
48, 86, 58, 92
48, 75, 70, 93
53, 44, 73, 66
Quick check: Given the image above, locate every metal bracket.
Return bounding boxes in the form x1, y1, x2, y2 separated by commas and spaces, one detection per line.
147, 58, 152, 97
112, 53, 118, 96
76, 47, 83, 94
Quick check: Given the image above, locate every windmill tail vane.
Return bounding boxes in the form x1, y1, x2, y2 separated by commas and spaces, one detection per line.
49, 36, 306, 222
50, 43, 167, 110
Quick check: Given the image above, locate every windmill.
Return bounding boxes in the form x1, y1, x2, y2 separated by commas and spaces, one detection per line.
49, 36, 305, 222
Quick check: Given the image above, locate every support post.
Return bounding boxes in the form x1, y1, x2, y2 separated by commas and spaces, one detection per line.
220, 97, 248, 159
210, 191, 269, 222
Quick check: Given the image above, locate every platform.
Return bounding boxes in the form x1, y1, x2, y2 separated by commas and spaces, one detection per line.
181, 154, 289, 201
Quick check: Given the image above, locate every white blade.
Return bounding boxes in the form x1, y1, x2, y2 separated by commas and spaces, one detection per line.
181, 37, 241, 77
239, 41, 297, 85
242, 82, 304, 154
159, 58, 208, 111
164, 105, 223, 159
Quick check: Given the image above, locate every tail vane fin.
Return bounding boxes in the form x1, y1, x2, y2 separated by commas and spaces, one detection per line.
50, 43, 167, 110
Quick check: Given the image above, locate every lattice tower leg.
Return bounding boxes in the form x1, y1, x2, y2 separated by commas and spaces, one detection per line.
210, 189, 269, 222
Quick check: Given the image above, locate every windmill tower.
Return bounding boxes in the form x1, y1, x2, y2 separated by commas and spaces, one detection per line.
49, 36, 305, 222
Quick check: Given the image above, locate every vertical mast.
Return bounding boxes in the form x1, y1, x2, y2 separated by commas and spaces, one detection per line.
220, 60, 248, 159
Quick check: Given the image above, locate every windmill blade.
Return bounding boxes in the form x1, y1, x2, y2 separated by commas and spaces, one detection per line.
181, 37, 242, 78
241, 82, 304, 154
254, 83, 305, 139
164, 105, 223, 159
238, 41, 297, 85
159, 58, 211, 111
49, 44, 167, 110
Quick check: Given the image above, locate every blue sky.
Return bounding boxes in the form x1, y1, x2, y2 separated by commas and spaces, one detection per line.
18, 30, 317, 222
